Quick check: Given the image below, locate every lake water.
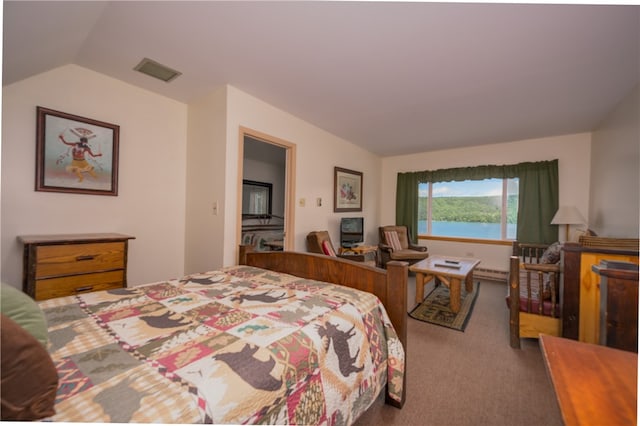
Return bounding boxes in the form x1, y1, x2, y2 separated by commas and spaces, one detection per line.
418, 220, 516, 239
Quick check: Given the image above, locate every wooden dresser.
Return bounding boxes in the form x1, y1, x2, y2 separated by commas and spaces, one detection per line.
562, 238, 639, 343
19, 233, 135, 301
592, 262, 639, 352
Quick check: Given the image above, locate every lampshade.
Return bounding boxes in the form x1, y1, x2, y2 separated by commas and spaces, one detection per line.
551, 206, 586, 225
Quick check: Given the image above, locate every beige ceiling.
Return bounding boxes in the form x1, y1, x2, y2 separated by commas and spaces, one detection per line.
3, 1, 639, 156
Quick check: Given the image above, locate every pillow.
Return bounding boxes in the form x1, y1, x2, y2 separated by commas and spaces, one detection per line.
384, 231, 402, 251
321, 240, 336, 257
1, 314, 58, 420
0, 283, 48, 346
540, 242, 562, 264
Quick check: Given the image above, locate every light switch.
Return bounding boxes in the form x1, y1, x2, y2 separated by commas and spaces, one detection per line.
212, 201, 218, 215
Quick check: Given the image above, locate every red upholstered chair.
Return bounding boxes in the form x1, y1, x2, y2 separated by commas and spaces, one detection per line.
306, 231, 374, 265
378, 225, 428, 268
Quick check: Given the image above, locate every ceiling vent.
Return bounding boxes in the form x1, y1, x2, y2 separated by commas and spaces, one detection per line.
134, 58, 182, 83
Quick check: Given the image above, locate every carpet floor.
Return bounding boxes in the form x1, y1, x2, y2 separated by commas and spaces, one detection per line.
354, 277, 563, 426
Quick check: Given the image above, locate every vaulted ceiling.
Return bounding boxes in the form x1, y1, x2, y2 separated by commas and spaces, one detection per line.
3, 1, 639, 156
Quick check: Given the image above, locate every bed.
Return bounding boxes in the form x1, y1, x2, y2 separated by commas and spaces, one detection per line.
3, 245, 408, 423
506, 242, 561, 349
241, 214, 285, 251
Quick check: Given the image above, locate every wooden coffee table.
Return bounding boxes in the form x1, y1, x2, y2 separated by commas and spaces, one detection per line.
409, 255, 481, 313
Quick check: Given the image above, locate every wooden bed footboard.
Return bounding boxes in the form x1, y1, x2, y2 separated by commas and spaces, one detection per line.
239, 244, 408, 408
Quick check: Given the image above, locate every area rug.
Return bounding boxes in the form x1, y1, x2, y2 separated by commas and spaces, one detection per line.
409, 281, 480, 331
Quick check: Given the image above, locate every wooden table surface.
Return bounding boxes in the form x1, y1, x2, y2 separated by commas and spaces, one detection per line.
409, 255, 480, 279
339, 244, 378, 254
539, 334, 638, 426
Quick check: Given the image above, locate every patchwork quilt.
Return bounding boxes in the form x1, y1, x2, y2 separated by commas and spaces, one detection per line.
40, 265, 404, 424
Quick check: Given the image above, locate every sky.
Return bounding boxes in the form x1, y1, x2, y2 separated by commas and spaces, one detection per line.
418, 178, 518, 197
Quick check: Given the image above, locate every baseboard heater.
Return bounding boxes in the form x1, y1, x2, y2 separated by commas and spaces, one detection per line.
474, 267, 508, 282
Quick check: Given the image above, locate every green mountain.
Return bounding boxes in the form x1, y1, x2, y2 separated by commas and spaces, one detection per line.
418, 195, 518, 223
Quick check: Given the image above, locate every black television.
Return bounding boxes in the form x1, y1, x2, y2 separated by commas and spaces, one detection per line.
340, 217, 364, 248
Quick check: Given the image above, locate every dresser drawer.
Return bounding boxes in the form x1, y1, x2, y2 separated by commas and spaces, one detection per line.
20, 233, 134, 301
35, 242, 125, 278
34, 270, 124, 301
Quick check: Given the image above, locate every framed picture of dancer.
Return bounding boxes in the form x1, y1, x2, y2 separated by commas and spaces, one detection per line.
35, 106, 120, 196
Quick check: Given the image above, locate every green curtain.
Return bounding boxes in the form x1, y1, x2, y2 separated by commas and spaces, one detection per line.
396, 172, 420, 243
415, 164, 514, 182
515, 160, 558, 244
395, 159, 558, 244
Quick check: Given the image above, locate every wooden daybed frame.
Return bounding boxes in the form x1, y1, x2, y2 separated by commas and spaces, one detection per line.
508, 242, 561, 349
239, 244, 408, 408
510, 237, 639, 348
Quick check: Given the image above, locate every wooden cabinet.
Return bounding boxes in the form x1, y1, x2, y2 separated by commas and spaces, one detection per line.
562, 242, 638, 343
19, 233, 135, 301
592, 263, 639, 352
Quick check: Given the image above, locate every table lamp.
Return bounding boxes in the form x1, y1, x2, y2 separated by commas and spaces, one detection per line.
551, 205, 586, 242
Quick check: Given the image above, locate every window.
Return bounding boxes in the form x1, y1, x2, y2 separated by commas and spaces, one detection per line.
418, 178, 519, 240
242, 180, 272, 216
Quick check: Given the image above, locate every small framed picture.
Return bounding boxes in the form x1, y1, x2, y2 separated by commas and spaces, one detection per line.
35, 107, 119, 196
334, 167, 363, 212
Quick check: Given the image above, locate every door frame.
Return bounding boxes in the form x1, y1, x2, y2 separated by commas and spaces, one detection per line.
237, 126, 296, 251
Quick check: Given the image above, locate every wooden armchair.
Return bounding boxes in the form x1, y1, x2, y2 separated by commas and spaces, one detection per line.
508, 242, 562, 349
378, 225, 428, 268
306, 231, 375, 266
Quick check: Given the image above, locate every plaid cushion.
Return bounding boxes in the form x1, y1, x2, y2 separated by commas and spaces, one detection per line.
384, 231, 402, 251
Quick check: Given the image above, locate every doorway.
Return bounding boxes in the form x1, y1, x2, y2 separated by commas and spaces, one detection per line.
238, 127, 296, 252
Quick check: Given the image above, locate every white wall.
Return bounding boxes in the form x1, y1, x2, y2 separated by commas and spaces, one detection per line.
1, 65, 188, 288
379, 133, 592, 271
590, 84, 640, 238
184, 86, 228, 274
1, 70, 383, 286
223, 86, 383, 266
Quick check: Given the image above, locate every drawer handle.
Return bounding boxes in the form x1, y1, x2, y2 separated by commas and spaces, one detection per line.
74, 286, 94, 293
76, 255, 96, 261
